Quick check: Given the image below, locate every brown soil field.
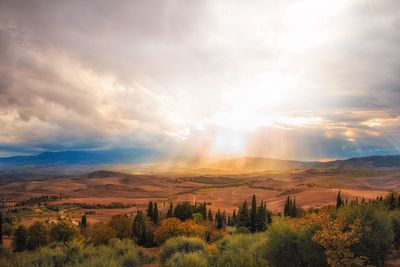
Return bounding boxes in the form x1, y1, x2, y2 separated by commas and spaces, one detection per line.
1, 169, 399, 223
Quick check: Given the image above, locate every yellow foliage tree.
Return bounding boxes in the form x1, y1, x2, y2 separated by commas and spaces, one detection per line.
287, 211, 370, 267
154, 218, 206, 244
312, 213, 368, 267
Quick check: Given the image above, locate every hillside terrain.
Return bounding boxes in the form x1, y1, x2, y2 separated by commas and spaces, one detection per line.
1, 151, 399, 180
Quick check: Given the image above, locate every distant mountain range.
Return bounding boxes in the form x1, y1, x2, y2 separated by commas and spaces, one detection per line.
197, 155, 400, 173
0, 150, 399, 170
0, 149, 162, 166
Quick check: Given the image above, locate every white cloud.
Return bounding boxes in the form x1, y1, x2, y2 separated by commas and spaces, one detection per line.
0, 0, 399, 158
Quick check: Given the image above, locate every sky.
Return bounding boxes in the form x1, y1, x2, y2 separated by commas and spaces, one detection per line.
0, 0, 400, 160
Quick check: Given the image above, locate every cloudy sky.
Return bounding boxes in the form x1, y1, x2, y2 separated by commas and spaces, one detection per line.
0, 0, 399, 160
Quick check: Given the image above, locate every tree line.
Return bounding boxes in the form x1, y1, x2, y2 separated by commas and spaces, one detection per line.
3, 192, 400, 266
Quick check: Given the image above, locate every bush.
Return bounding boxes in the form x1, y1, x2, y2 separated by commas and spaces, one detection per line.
108, 214, 132, 239
174, 202, 194, 221
169, 252, 207, 267
50, 221, 77, 243
390, 211, 400, 251
159, 236, 207, 264
236, 226, 251, 234
89, 222, 117, 245
209, 233, 267, 267
14, 239, 149, 267
26, 222, 49, 250
12, 225, 27, 252
340, 204, 393, 266
154, 218, 206, 245
265, 219, 327, 267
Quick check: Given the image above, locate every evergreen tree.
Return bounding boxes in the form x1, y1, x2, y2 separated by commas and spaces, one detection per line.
147, 201, 154, 219
201, 202, 207, 219
232, 209, 237, 226
336, 190, 343, 209
80, 215, 87, 238
387, 192, 397, 210
284, 196, 297, 218
208, 209, 213, 222
167, 203, 174, 218
12, 225, 27, 252
227, 215, 232, 226
132, 211, 147, 246
292, 197, 297, 218
238, 200, 250, 228
216, 209, 223, 229
153, 202, 159, 224
222, 211, 226, 225
256, 200, 269, 232
174, 201, 193, 221
250, 194, 257, 232
284, 196, 290, 217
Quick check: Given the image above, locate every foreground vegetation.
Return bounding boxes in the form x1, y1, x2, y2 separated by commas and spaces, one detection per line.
1, 192, 400, 266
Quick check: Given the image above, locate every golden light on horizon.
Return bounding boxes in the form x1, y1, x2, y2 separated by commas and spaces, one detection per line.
1, 0, 399, 160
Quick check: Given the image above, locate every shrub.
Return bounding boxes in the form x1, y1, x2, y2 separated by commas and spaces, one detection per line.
174, 202, 194, 221
390, 211, 400, 251
50, 221, 77, 243
26, 222, 49, 250
108, 214, 132, 239
89, 222, 116, 245
265, 219, 327, 267
159, 236, 207, 264
169, 252, 207, 267
12, 225, 27, 252
154, 218, 206, 245
209, 233, 267, 267
14, 239, 149, 267
236, 226, 251, 234
340, 204, 393, 267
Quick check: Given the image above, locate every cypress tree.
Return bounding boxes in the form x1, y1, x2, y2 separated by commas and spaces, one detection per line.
227, 215, 232, 226
153, 202, 159, 224
387, 193, 397, 210
256, 200, 268, 232
238, 200, 250, 228
292, 197, 297, 217
336, 190, 343, 209
80, 215, 87, 237
208, 209, 213, 222
284, 196, 290, 217
284, 196, 297, 217
132, 211, 147, 246
201, 202, 207, 219
167, 203, 174, 218
232, 209, 237, 226
147, 201, 154, 219
216, 209, 223, 229
250, 194, 257, 232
